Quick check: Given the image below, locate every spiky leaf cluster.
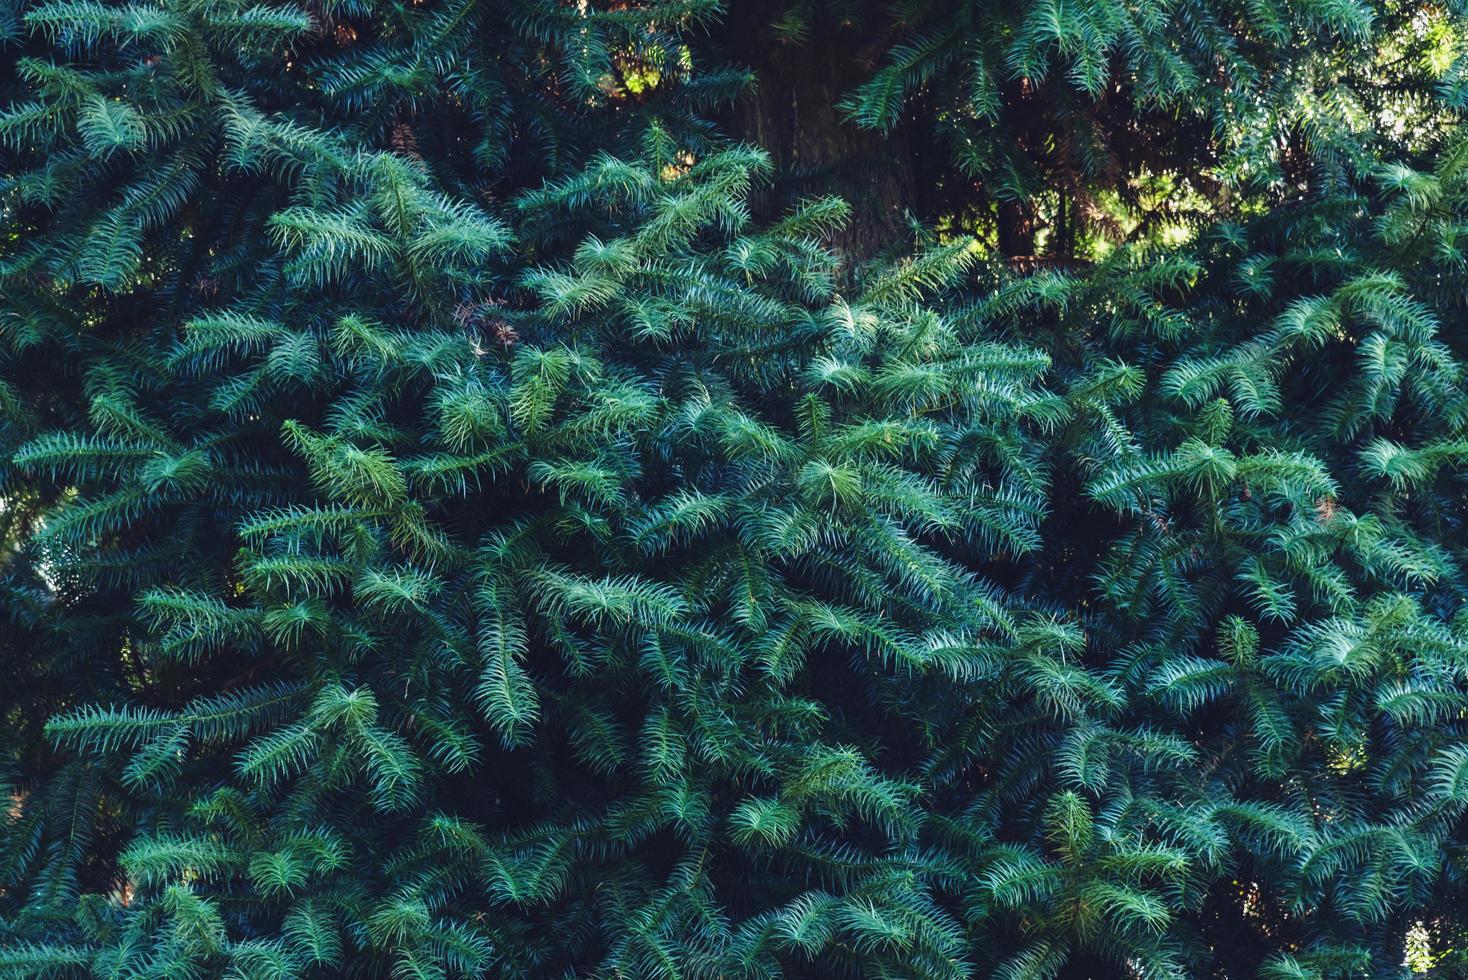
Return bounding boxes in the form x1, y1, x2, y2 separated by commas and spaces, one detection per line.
7, 1, 1468, 978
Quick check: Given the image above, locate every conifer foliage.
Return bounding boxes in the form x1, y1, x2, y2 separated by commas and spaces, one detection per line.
4, 1, 1468, 978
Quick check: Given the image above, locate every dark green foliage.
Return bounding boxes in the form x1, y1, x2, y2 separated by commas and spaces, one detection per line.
5, 1, 1468, 979
737, 0, 1465, 260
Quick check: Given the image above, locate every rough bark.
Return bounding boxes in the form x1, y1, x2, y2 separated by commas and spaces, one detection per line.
998, 199, 1038, 258
719, 4, 916, 264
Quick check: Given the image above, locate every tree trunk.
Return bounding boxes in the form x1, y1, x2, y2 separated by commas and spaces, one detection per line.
998, 199, 1037, 258
719, 4, 916, 265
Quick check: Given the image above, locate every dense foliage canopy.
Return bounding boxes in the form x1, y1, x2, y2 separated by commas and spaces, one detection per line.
5, 1, 1468, 977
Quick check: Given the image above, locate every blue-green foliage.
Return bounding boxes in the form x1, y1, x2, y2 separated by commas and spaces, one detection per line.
5, 1, 1468, 978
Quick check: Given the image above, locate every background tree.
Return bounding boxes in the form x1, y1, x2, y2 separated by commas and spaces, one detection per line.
712, 0, 1464, 262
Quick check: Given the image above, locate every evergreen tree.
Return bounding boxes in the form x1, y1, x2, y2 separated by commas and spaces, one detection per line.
5, 1, 1468, 978
714, 0, 1464, 261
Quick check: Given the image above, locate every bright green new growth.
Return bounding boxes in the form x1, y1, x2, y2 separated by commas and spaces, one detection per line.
5, 0, 1468, 978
